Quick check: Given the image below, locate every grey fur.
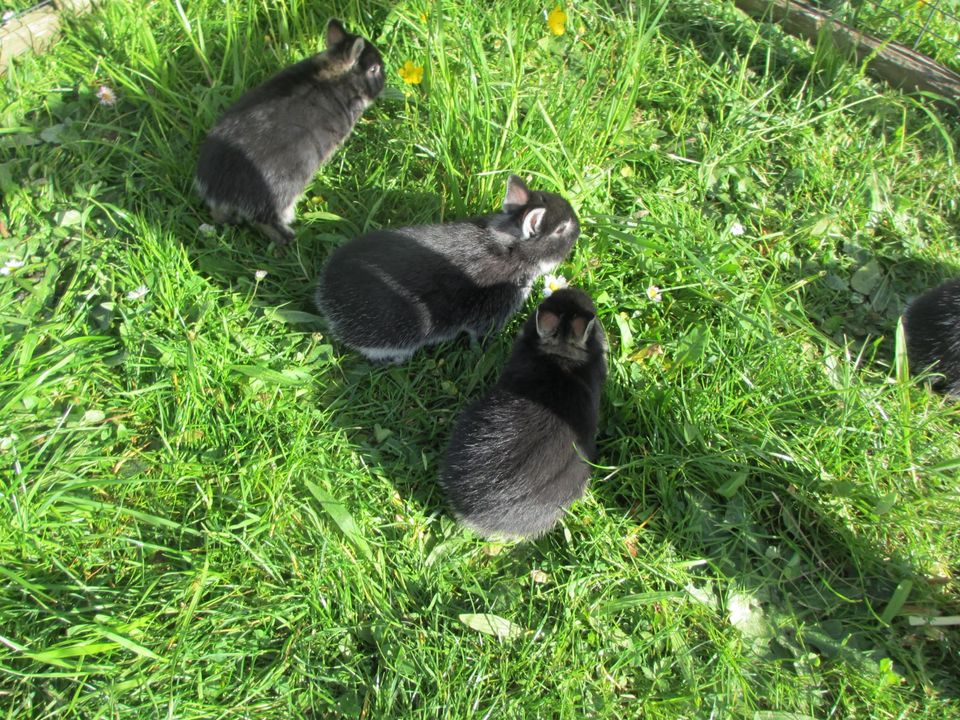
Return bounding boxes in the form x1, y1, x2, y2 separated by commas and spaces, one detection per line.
314, 175, 580, 362
194, 19, 384, 245
901, 278, 960, 397
440, 288, 607, 540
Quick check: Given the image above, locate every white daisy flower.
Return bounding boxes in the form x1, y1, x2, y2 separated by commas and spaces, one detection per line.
646, 284, 662, 303
126, 284, 149, 301
96, 85, 117, 106
543, 273, 568, 297
0, 258, 25, 276
730, 222, 745, 236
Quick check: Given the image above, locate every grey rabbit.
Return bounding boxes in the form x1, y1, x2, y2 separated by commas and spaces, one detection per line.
901, 278, 960, 396
314, 175, 580, 363
440, 288, 607, 540
194, 19, 385, 246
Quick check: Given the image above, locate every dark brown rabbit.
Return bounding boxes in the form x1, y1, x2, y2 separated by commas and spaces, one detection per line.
195, 19, 384, 245
315, 175, 580, 363
440, 288, 607, 540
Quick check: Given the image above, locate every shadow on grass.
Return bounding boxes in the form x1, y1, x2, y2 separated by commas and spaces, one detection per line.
317, 334, 510, 516
187, 183, 444, 309
592, 377, 960, 705
785, 252, 960, 360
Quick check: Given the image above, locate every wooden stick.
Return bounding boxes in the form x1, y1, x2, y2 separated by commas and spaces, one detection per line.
734, 0, 960, 106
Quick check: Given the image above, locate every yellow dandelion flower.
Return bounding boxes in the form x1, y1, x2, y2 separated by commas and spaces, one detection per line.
547, 5, 567, 36
398, 60, 424, 85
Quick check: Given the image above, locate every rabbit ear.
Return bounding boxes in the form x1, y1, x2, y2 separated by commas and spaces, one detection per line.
503, 175, 530, 212
348, 37, 365, 63
521, 208, 546, 239
326, 19, 348, 48
570, 314, 597, 345
536, 309, 561, 337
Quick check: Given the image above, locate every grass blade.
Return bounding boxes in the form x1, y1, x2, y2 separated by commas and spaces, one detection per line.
304, 480, 373, 562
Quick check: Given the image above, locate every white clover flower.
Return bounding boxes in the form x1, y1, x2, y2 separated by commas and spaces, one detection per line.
255, 270, 268, 281
198, 223, 216, 236
646, 284, 662, 303
543, 273, 568, 297
96, 85, 117, 106
529, 569, 549, 584
0, 258, 25, 276
730, 222, 745, 236
126, 284, 149, 301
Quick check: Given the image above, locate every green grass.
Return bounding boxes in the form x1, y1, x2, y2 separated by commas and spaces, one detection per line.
2, 0, 959, 717
812, 0, 960, 74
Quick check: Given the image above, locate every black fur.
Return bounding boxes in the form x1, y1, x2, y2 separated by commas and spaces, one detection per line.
440, 288, 607, 540
195, 19, 384, 245
314, 175, 580, 362
902, 278, 960, 396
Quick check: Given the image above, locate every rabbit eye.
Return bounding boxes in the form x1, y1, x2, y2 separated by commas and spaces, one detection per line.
367, 64, 381, 77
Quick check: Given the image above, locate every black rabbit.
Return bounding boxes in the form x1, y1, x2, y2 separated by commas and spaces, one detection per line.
440, 288, 607, 540
315, 175, 580, 363
195, 19, 385, 246
901, 278, 960, 396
